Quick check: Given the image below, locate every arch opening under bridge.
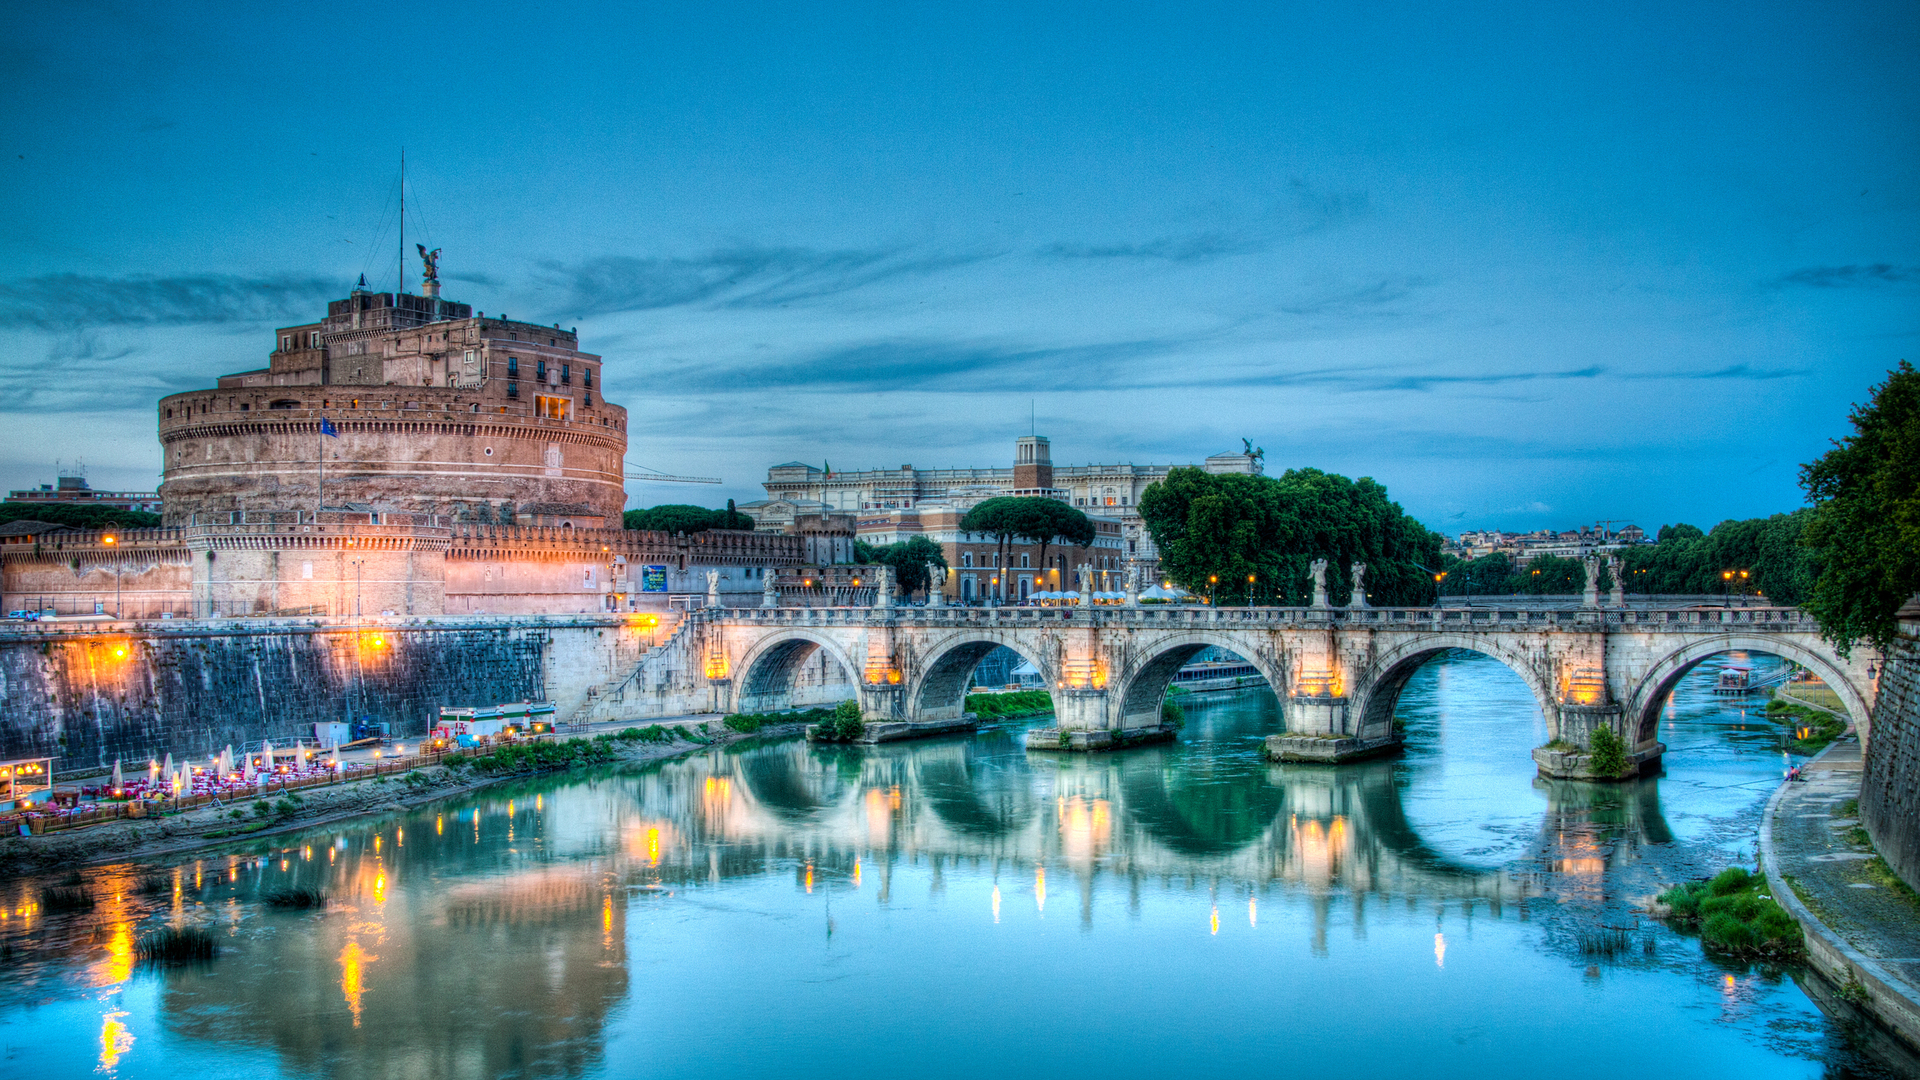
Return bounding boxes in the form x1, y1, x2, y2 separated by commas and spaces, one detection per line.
732, 630, 860, 716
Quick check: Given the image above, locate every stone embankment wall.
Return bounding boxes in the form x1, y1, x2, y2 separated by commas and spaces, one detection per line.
0, 616, 659, 774
1863, 598, 1920, 890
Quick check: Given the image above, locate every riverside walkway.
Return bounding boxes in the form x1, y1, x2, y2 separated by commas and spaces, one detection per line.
1762, 735, 1920, 1051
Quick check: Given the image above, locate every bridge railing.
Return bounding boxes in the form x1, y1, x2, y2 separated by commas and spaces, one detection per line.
708, 604, 1821, 631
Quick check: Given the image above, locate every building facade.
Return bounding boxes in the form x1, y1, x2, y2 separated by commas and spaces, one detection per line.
854, 502, 1128, 603
2, 263, 847, 620
6, 469, 161, 514
158, 278, 626, 528
742, 435, 1263, 576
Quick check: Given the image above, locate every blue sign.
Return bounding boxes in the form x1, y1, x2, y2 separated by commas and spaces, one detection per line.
640, 565, 668, 592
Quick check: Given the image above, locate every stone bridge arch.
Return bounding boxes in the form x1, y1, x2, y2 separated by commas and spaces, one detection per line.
1347, 634, 1560, 742
731, 629, 861, 716
1625, 633, 1873, 747
1111, 630, 1288, 730
907, 631, 1058, 723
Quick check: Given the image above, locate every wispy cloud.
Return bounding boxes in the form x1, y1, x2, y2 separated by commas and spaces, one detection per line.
1039, 232, 1252, 262
0, 273, 338, 330
1278, 275, 1430, 318
1622, 363, 1803, 381
1774, 263, 1919, 289
541, 244, 998, 317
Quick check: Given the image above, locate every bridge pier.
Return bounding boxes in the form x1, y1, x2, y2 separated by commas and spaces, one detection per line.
1025, 688, 1178, 752
1263, 693, 1403, 764
1532, 704, 1663, 780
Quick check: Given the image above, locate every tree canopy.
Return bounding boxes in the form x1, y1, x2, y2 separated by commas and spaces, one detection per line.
0, 502, 163, 530
1799, 360, 1920, 653
958, 497, 1096, 599
623, 501, 754, 534
1437, 512, 1820, 600
853, 535, 949, 595
1137, 467, 1442, 605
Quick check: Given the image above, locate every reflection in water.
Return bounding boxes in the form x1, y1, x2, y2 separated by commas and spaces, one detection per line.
0, 650, 1886, 1079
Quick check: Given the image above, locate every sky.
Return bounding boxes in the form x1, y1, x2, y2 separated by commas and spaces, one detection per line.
1, 0, 1915, 535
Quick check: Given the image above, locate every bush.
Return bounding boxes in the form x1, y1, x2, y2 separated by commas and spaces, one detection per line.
724, 707, 836, 734
813, 700, 866, 743
1709, 866, 1751, 896
40, 887, 95, 913
273, 796, 303, 819
963, 690, 1054, 719
136, 927, 216, 963
251, 801, 272, 819
1588, 725, 1628, 776
1657, 867, 1801, 958
1162, 697, 1186, 729
467, 736, 619, 776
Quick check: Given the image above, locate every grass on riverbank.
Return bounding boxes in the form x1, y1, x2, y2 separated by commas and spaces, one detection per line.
724, 707, 836, 734
1658, 867, 1803, 959
1765, 695, 1847, 754
965, 690, 1054, 719
443, 730, 692, 777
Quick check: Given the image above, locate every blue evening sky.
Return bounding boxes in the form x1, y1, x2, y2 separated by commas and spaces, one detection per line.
1, 1, 1915, 534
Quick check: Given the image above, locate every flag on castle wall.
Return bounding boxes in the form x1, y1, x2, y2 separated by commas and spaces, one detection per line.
320, 417, 338, 438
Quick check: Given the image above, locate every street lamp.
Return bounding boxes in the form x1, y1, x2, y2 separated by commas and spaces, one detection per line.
1247, 574, 1256, 608
1209, 574, 1218, 606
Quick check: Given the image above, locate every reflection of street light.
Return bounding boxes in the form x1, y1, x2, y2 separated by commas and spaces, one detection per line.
103, 534, 121, 618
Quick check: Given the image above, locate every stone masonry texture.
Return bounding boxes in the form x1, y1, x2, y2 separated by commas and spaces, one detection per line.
1863, 610, 1920, 890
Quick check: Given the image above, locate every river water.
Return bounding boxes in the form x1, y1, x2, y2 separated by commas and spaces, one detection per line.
1, 651, 1906, 1079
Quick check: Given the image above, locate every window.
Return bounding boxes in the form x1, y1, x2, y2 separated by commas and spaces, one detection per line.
537, 359, 547, 380
507, 356, 518, 378
583, 367, 592, 388
584, 391, 593, 407
309, 331, 321, 348
507, 382, 519, 399
1020, 554, 1029, 568
962, 552, 972, 567
280, 336, 291, 351
561, 363, 571, 384
534, 394, 570, 420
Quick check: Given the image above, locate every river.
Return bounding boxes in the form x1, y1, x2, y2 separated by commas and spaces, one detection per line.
0, 651, 1905, 1078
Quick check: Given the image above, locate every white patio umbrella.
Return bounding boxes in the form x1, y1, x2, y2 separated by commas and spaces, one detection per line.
220, 745, 233, 775
162, 752, 173, 779
330, 743, 340, 771
242, 753, 255, 784
261, 739, 274, 776
148, 758, 159, 783
111, 758, 123, 790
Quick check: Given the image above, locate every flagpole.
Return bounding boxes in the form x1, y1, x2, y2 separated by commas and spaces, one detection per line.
317, 417, 323, 522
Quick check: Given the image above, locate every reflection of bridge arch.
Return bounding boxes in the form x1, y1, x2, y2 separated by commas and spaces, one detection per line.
908, 633, 1057, 722
1112, 632, 1286, 729
1350, 636, 1559, 741
733, 630, 860, 714
1627, 635, 1871, 745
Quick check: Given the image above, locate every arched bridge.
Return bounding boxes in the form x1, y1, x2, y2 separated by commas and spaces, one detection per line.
606, 603, 1879, 778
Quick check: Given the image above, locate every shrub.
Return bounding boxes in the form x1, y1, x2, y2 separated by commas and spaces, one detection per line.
251, 801, 272, 819
1587, 725, 1628, 776
1703, 912, 1757, 951
1709, 866, 1751, 896
964, 691, 1055, 720
136, 927, 216, 963
1161, 698, 1186, 729
813, 701, 866, 743
724, 707, 837, 734
273, 796, 303, 819
40, 887, 95, 913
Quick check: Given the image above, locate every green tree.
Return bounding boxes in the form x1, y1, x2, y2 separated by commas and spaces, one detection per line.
623, 504, 753, 533
0, 503, 163, 530
853, 535, 949, 595
1799, 361, 1920, 653
958, 497, 1094, 602
1138, 466, 1441, 605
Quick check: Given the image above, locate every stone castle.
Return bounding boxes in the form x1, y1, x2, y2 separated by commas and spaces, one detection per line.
3, 269, 846, 620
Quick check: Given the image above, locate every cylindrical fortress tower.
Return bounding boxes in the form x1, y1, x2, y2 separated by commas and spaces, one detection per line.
158, 283, 627, 527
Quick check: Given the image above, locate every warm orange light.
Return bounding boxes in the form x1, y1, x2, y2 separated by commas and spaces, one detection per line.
103, 536, 117, 545
704, 653, 730, 679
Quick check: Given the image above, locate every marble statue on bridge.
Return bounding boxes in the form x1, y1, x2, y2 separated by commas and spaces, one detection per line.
706, 569, 721, 608
1349, 562, 1368, 609
1310, 558, 1330, 608
1607, 554, 1625, 607
927, 562, 946, 608
1582, 555, 1602, 609
762, 569, 779, 609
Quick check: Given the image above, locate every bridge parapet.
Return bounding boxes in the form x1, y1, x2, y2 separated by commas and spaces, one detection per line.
619, 603, 1873, 779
